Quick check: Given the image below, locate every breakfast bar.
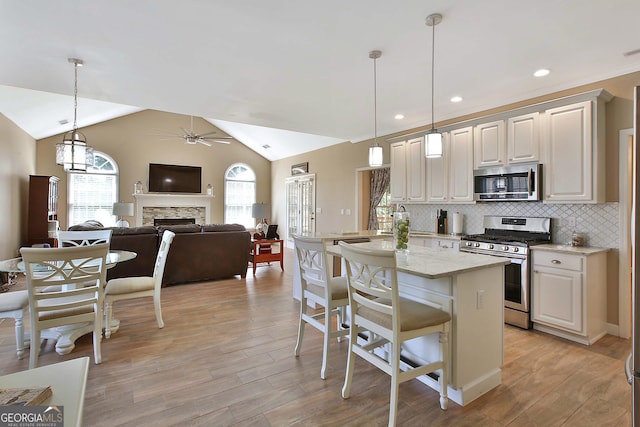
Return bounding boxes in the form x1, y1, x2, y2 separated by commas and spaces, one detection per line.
326, 240, 509, 406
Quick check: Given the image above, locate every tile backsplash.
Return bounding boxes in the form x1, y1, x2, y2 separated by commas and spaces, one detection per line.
402, 202, 619, 249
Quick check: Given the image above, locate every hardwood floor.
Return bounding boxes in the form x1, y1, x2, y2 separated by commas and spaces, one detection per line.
0, 248, 632, 426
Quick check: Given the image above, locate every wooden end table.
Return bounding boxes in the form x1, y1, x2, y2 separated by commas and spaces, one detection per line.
250, 239, 284, 275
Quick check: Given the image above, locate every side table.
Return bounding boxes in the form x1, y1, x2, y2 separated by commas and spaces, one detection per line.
250, 239, 284, 275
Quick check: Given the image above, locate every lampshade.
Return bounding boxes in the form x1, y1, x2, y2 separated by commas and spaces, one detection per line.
251, 203, 271, 219
425, 131, 443, 158
369, 145, 383, 167
112, 202, 134, 217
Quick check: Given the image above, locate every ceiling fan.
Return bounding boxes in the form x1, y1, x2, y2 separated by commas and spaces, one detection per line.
157, 116, 234, 147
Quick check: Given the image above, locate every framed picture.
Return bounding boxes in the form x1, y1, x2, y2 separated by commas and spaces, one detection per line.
291, 162, 308, 175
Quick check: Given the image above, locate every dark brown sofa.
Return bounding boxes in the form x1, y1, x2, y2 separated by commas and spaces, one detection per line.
68, 222, 251, 286
158, 223, 250, 285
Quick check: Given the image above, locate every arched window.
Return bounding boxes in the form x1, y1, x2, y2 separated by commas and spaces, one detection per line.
224, 163, 256, 227
68, 152, 119, 227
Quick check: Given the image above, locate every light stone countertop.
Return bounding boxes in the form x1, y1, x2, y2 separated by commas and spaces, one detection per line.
293, 230, 390, 241
327, 240, 509, 279
410, 231, 462, 240
532, 244, 609, 256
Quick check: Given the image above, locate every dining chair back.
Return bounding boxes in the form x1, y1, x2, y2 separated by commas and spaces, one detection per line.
20, 243, 109, 369
338, 241, 450, 426
104, 230, 175, 338
56, 229, 113, 247
293, 235, 349, 379
0, 290, 29, 359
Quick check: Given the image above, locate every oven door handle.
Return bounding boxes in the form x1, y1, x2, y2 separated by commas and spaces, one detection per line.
528, 167, 534, 196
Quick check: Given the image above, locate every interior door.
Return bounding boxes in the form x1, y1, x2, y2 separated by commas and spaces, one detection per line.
285, 174, 316, 244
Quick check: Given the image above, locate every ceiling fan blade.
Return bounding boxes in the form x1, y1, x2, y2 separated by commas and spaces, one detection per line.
198, 140, 212, 147
197, 131, 219, 137
211, 139, 232, 145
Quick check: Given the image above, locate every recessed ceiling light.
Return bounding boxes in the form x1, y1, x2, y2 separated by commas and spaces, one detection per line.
534, 68, 550, 77
58, 119, 69, 125
394, 114, 405, 120
450, 96, 463, 103
262, 144, 270, 149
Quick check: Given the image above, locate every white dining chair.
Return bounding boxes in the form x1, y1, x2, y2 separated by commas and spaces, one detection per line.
103, 230, 175, 338
339, 241, 450, 427
293, 236, 349, 379
56, 229, 113, 247
20, 243, 109, 369
0, 290, 29, 359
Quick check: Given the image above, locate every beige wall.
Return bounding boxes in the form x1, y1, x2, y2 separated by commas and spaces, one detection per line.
36, 110, 271, 229
0, 114, 36, 259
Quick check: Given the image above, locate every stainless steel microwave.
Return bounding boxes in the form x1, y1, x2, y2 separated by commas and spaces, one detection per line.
473, 163, 542, 201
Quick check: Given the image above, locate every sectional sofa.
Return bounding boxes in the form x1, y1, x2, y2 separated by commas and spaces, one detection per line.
68, 222, 251, 285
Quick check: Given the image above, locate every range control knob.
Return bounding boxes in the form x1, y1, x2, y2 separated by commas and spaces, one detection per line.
513, 247, 519, 253
474, 242, 481, 248
503, 246, 509, 251
488, 244, 494, 249
466, 241, 472, 247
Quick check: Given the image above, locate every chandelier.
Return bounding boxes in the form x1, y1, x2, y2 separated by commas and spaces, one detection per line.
56, 58, 94, 172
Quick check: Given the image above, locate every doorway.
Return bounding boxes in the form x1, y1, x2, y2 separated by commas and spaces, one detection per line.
356, 166, 391, 231
285, 174, 316, 245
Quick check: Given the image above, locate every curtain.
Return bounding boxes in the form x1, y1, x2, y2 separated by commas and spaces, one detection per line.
368, 168, 390, 230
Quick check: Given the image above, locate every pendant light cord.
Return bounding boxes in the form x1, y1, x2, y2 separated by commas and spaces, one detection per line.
73, 61, 79, 132
373, 54, 378, 145
431, 18, 436, 132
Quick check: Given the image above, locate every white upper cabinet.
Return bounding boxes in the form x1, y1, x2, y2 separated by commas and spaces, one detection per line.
390, 137, 426, 203
427, 126, 474, 203
507, 112, 539, 164
542, 95, 607, 203
474, 113, 539, 168
390, 141, 407, 202
474, 120, 505, 168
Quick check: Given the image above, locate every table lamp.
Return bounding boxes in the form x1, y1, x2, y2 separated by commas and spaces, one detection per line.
113, 202, 134, 227
251, 203, 271, 236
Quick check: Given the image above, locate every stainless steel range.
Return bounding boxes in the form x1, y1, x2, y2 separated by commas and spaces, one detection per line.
460, 216, 551, 329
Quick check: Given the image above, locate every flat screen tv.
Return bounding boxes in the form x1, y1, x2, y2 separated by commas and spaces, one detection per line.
148, 163, 202, 193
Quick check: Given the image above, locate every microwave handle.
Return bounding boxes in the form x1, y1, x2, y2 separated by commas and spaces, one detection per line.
528, 167, 533, 196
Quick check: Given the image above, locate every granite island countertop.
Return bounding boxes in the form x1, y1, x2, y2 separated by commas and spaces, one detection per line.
293, 230, 390, 241
326, 239, 509, 279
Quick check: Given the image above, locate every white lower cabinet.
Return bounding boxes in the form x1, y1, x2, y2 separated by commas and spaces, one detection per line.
531, 247, 607, 345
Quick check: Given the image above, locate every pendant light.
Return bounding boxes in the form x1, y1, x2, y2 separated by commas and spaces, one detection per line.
56, 58, 94, 172
368, 50, 383, 167
425, 13, 443, 158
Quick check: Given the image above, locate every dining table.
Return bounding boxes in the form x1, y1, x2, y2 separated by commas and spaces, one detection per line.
0, 249, 137, 355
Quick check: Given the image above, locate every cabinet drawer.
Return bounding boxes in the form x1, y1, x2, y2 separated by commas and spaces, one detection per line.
533, 251, 582, 271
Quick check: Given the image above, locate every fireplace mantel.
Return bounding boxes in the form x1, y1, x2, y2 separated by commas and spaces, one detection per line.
133, 193, 214, 226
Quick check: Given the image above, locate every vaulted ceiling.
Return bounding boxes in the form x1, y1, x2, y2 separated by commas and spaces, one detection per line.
1, 1, 639, 161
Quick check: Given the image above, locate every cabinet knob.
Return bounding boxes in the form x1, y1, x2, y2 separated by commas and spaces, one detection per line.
551, 259, 561, 264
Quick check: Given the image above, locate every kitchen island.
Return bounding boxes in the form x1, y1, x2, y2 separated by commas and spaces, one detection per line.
326, 240, 509, 406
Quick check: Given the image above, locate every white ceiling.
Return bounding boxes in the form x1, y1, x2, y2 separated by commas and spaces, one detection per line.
1, 1, 639, 161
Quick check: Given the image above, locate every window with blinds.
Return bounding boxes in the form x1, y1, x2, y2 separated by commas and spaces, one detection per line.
224, 163, 256, 228
67, 152, 118, 227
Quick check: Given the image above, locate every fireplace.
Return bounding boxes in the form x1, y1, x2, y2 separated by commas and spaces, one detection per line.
133, 194, 214, 227
154, 218, 196, 227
